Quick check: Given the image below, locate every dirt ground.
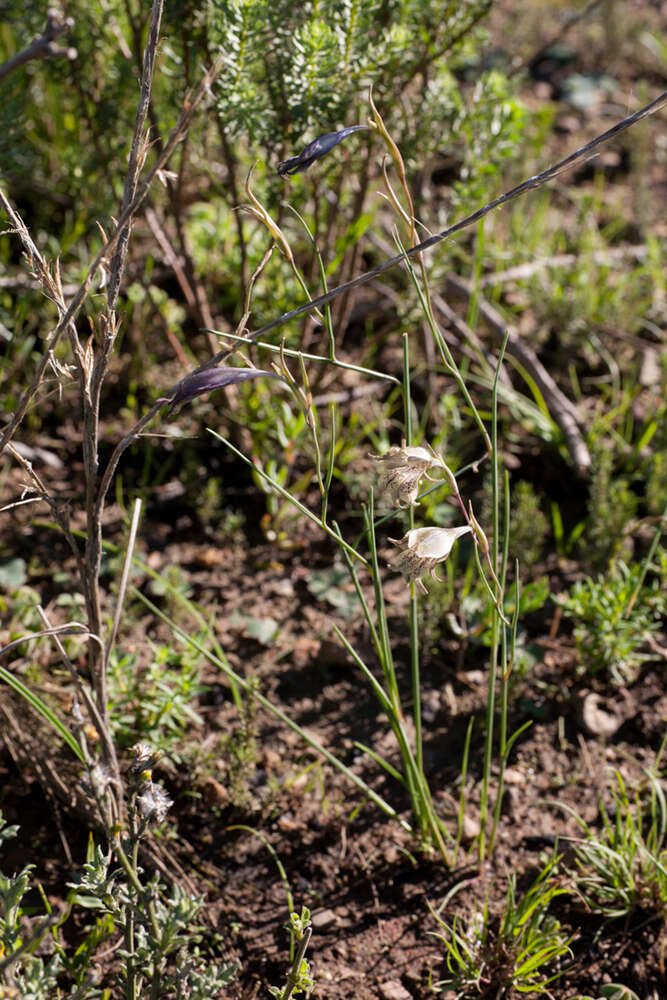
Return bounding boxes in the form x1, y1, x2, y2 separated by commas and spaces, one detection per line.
1, 487, 665, 998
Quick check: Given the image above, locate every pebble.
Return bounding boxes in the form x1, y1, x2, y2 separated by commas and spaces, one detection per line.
311, 908, 337, 930
378, 980, 412, 1000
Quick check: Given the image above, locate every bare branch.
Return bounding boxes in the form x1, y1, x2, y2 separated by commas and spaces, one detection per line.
0, 49, 227, 459
0, 9, 77, 83
93, 88, 666, 495
107, 0, 165, 309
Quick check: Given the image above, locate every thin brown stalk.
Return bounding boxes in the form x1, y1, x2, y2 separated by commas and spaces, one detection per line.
107, 0, 165, 309
87, 90, 666, 536
82, 0, 162, 736
0, 10, 76, 82
0, 49, 227, 460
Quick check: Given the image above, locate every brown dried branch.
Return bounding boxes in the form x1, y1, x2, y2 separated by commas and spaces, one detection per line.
0, 9, 77, 83
0, 48, 227, 460
444, 274, 591, 475
107, 0, 165, 310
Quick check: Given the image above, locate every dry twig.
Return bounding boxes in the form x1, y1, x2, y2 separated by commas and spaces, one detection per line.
90, 89, 666, 497
0, 48, 227, 459
0, 9, 76, 83
444, 274, 591, 474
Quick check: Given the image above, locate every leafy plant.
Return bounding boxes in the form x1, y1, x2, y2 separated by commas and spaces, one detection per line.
431, 858, 572, 997
558, 559, 665, 685
567, 761, 667, 921
109, 642, 205, 753
584, 447, 638, 570
219, 675, 260, 808
509, 481, 550, 568
0, 789, 236, 999
268, 907, 314, 1000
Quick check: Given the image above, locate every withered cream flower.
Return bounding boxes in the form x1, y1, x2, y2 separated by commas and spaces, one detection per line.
369, 444, 446, 509
137, 781, 173, 824
389, 525, 472, 594
130, 742, 162, 777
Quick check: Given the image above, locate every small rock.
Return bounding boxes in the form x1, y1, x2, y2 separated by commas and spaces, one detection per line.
276, 814, 300, 832
202, 777, 229, 808
263, 747, 282, 770
462, 669, 485, 686
639, 347, 661, 387
379, 980, 412, 1000
503, 767, 525, 785
578, 691, 623, 738
460, 813, 481, 843
442, 682, 457, 715
311, 908, 337, 930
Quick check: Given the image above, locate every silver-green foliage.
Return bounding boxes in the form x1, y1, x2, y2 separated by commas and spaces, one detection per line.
206, 0, 525, 207
0, 812, 99, 1000
209, 0, 492, 145
0, 805, 235, 1000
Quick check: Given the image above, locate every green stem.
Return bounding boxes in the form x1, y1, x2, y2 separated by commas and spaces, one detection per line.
402, 333, 422, 777
489, 562, 522, 854
454, 717, 474, 866
321, 401, 336, 524
399, 241, 492, 454
479, 331, 509, 866
210, 331, 400, 385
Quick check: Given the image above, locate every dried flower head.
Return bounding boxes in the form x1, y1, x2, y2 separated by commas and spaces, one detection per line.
130, 742, 161, 777
136, 781, 173, 824
388, 525, 472, 594
80, 762, 115, 803
369, 443, 445, 509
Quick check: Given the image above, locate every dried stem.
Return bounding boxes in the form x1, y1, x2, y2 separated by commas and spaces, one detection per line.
0, 27, 226, 796
107, 0, 165, 309
92, 90, 666, 516
0, 9, 76, 83
0, 48, 227, 460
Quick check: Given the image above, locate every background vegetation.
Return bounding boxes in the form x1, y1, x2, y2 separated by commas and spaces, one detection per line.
0, 0, 665, 998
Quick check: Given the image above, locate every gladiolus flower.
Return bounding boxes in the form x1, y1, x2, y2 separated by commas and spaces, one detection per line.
388, 525, 472, 594
369, 444, 445, 509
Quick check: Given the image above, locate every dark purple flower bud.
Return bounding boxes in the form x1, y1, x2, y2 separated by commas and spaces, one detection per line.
168, 367, 282, 411
278, 125, 369, 176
